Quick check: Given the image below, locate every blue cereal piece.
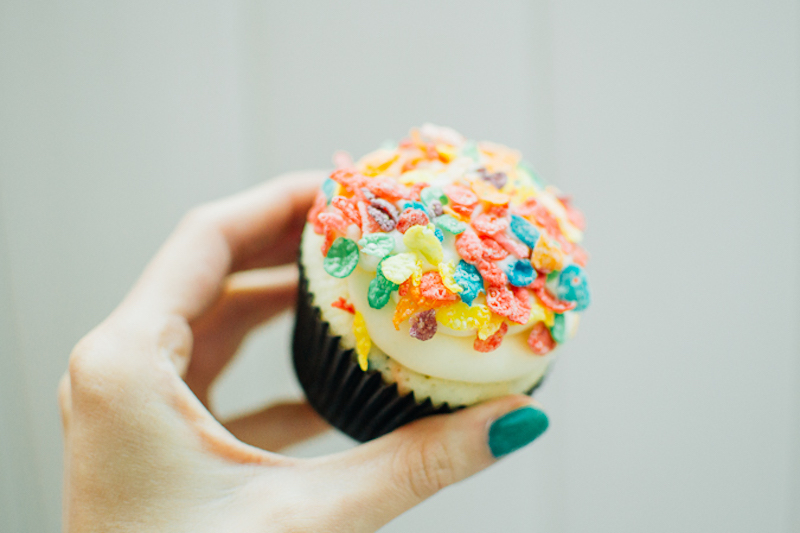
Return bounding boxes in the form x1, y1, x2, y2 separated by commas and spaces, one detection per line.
510, 215, 541, 249
557, 264, 591, 311
453, 260, 484, 306
401, 200, 428, 212
434, 227, 444, 242
321, 178, 337, 203
505, 259, 535, 287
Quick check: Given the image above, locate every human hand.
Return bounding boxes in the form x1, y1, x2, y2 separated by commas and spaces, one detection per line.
59, 172, 548, 532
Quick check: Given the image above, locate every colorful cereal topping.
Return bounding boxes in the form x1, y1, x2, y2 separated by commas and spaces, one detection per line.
311, 124, 591, 355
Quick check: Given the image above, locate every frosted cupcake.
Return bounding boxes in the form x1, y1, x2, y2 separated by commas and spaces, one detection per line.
292, 124, 591, 441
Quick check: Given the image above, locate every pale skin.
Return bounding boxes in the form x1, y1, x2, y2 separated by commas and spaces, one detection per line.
59, 172, 540, 532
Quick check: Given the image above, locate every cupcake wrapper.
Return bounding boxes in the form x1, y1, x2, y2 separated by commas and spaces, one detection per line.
292, 261, 545, 442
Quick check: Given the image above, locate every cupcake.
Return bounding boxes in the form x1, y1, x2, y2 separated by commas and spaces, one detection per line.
293, 124, 591, 442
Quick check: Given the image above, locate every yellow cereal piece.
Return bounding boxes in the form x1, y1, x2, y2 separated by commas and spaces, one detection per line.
438, 261, 463, 294
380, 252, 419, 284
527, 299, 554, 328
437, 302, 491, 332
435, 143, 457, 163
399, 169, 436, 185
477, 312, 506, 340
470, 179, 510, 205
358, 149, 400, 177
353, 311, 371, 371
509, 185, 539, 205
531, 236, 566, 273
411, 256, 424, 286
403, 225, 443, 265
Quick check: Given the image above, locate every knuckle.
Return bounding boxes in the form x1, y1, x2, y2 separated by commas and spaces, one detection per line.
67, 326, 135, 397
396, 435, 457, 500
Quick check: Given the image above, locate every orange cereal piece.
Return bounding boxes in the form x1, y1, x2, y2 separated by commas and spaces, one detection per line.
532, 235, 566, 273
455, 229, 484, 264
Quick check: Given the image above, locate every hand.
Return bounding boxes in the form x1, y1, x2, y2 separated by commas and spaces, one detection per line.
59, 172, 548, 532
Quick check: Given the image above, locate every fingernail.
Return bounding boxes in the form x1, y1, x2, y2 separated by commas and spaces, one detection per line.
488, 406, 549, 458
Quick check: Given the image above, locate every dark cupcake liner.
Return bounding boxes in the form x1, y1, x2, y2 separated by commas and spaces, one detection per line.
292, 261, 545, 442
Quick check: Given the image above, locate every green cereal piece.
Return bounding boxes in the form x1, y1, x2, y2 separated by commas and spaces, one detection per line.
550, 313, 567, 344
546, 270, 560, 283
461, 141, 480, 162
368, 265, 399, 309
358, 233, 395, 258
421, 186, 449, 207
434, 214, 467, 234
323, 237, 359, 278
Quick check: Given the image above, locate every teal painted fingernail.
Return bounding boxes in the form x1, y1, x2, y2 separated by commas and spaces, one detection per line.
488, 407, 549, 458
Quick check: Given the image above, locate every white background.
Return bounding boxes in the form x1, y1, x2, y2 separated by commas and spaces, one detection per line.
1, 1, 798, 532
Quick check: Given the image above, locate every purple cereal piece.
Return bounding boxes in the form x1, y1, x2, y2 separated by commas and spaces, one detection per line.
360, 187, 376, 200
367, 205, 397, 232
409, 309, 437, 341
370, 197, 399, 220
430, 199, 444, 217
479, 168, 508, 189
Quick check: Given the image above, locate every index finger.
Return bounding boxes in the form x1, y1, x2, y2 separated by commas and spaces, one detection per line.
123, 171, 325, 321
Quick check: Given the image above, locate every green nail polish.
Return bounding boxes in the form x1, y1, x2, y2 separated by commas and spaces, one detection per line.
488, 407, 549, 458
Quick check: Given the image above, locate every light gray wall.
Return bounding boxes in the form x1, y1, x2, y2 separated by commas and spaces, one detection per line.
1, 1, 798, 532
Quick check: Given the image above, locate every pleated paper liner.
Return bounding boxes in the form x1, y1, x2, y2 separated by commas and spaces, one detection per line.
292, 261, 544, 442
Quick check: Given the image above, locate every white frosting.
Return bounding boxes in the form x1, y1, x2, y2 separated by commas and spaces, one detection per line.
303, 229, 555, 384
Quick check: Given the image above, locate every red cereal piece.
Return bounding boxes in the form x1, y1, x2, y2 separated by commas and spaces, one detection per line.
329, 168, 366, 197
477, 259, 508, 287
558, 195, 587, 231
486, 285, 515, 319
474, 322, 509, 353
480, 237, 509, 260
331, 297, 355, 314
331, 196, 362, 227
513, 198, 539, 218
358, 201, 380, 234
443, 184, 478, 206
509, 286, 532, 324
532, 204, 561, 239
531, 273, 577, 313
318, 211, 348, 233
486, 205, 509, 218
396, 209, 430, 234
527, 322, 556, 355
455, 229, 484, 264
472, 212, 509, 237
366, 177, 410, 202
308, 191, 327, 234
493, 231, 529, 259
420, 272, 458, 302
318, 211, 348, 255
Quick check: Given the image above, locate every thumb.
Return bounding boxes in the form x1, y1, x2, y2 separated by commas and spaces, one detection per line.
316, 395, 548, 530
